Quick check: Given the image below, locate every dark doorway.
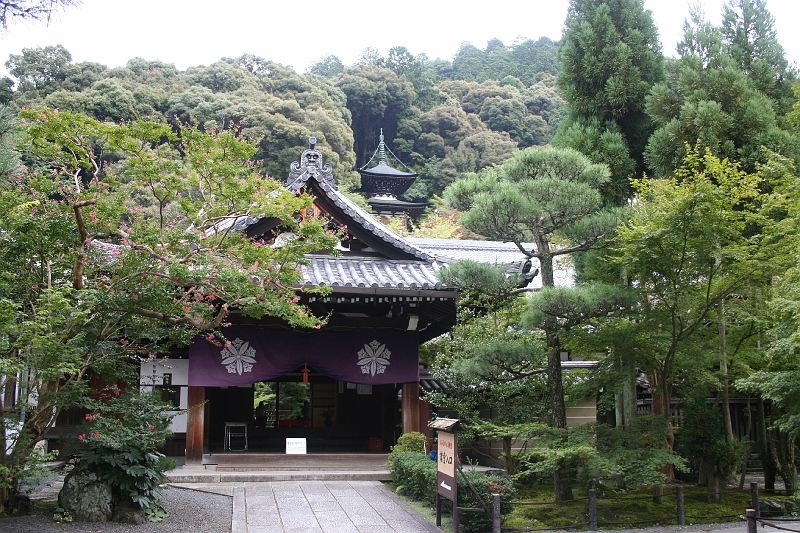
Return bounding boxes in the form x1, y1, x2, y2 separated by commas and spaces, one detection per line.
206, 371, 396, 453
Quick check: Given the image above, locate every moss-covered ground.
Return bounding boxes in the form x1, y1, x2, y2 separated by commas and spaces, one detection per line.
504, 485, 755, 530
386, 481, 785, 531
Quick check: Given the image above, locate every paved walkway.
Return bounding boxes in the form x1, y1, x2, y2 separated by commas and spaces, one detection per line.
170, 480, 441, 533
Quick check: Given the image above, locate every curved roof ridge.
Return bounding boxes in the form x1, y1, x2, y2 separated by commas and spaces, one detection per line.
314, 178, 434, 261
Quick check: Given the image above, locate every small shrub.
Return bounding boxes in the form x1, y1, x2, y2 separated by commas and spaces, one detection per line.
388, 451, 437, 503
53, 507, 73, 523
145, 502, 168, 522
458, 470, 515, 532
392, 432, 428, 454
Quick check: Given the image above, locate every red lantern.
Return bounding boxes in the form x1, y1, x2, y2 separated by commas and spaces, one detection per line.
302, 364, 310, 383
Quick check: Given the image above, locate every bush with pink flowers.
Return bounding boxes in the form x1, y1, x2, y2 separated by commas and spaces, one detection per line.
70, 388, 177, 518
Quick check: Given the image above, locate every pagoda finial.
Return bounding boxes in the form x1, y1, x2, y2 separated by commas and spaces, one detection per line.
378, 129, 385, 164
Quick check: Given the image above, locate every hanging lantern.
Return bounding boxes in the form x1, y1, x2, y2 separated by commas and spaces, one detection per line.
302, 364, 310, 383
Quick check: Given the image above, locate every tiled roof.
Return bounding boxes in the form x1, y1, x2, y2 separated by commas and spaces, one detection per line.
360, 160, 416, 178
298, 255, 445, 291
407, 238, 532, 270
203, 215, 259, 237
407, 238, 574, 289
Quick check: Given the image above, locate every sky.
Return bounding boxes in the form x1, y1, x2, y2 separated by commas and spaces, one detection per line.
0, 0, 798, 78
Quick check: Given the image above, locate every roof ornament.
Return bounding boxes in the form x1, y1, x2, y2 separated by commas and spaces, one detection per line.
378, 129, 386, 164
285, 136, 335, 191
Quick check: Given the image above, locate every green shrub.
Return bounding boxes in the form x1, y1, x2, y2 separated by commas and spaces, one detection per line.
388, 451, 437, 503
458, 470, 515, 532
391, 432, 428, 454
388, 450, 515, 532
72, 389, 176, 515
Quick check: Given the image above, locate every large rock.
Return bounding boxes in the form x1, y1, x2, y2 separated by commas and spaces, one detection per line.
57, 464, 113, 522
762, 497, 800, 517
112, 498, 147, 524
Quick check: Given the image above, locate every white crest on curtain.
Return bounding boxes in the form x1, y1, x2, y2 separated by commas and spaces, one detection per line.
220, 338, 257, 375
357, 340, 391, 377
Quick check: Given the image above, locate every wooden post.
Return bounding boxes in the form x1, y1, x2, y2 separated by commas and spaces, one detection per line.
588, 489, 597, 531
402, 382, 421, 434
676, 485, 685, 526
436, 493, 442, 527
454, 498, 459, 533
751, 482, 760, 518
492, 494, 501, 533
747, 509, 757, 533
186, 386, 205, 466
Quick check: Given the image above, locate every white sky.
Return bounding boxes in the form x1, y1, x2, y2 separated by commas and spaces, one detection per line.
0, 0, 798, 79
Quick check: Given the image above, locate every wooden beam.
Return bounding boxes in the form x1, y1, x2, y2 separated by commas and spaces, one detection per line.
402, 382, 421, 434
186, 386, 205, 465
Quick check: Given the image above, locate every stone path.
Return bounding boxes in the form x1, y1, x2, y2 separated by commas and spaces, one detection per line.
169, 480, 441, 533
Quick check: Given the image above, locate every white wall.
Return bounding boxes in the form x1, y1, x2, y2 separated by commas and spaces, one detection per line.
139, 359, 189, 434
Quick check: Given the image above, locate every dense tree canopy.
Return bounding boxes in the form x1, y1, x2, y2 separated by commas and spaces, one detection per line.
556, 0, 664, 203
644, 1, 799, 177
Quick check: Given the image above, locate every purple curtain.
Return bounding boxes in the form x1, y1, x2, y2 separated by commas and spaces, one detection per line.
188, 328, 419, 386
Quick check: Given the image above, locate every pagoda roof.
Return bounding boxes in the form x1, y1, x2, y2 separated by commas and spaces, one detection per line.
359, 160, 417, 179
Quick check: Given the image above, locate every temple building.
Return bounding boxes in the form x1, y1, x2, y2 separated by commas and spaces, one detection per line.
131, 137, 543, 466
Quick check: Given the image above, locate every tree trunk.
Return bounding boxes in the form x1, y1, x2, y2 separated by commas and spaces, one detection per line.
502, 436, 516, 476
622, 366, 637, 427
770, 430, 797, 494
539, 246, 573, 502
738, 396, 753, 490
648, 369, 675, 480
756, 397, 776, 491
719, 301, 733, 439
546, 330, 573, 502
704, 459, 726, 503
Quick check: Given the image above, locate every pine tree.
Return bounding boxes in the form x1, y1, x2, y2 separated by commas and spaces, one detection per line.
445, 146, 626, 500
644, 4, 800, 177
721, 0, 795, 116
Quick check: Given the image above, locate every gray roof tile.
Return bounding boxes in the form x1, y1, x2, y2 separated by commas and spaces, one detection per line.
298, 256, 444, 290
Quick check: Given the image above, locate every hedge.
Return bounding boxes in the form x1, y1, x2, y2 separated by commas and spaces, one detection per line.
388, 451, 516, 532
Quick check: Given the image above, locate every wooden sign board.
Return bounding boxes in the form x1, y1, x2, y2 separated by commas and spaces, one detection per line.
437, 430, 457, 501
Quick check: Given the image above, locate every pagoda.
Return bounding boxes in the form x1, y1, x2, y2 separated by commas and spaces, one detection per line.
358, 130, 427, 218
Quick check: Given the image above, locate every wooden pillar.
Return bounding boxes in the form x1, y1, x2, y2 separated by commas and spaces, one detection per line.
402, 382, 421, 434
186, 386, 205, 466
419, 399, 432, 446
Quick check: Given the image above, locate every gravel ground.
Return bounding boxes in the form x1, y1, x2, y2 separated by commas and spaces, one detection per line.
0, 485, 232, 532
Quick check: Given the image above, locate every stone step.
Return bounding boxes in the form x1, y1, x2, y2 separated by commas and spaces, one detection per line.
202, 453, 389, 471
167, 469, 391, 483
